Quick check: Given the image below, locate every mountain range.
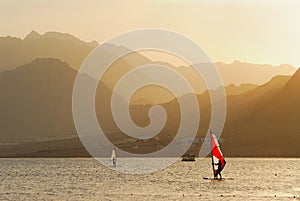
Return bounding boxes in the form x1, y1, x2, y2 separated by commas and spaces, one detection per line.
0, 31, 299, 157
0, 31, 97, 72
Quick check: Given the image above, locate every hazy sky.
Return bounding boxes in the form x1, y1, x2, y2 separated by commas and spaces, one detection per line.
1, 0, 300, 67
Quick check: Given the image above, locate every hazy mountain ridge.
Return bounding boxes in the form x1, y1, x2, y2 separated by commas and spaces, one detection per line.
215, 60, 296, 86
0, 31, 296, 85
0, 58, 122, 143
24, 31, 98, 47
222, 71, 300, 157
0, 57, 299, 157
0, 31, 98, 72
0, 31, 299, 157
225, 83, 258, 96
0, 58, 77, 143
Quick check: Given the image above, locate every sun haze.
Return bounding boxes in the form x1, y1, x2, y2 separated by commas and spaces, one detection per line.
0, 0, 300, 67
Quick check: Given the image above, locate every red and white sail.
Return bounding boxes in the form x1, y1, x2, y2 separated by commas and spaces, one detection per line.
211, 132, 226, 177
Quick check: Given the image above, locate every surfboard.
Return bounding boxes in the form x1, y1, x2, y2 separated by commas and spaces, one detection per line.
203, 177, 233, 181
203, 177, 224, 181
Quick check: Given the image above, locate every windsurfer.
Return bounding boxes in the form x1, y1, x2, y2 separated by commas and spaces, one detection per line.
209, 132, 226, 180
111, 148, 117, 167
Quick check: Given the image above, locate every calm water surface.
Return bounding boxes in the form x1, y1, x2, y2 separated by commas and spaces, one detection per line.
0, 158, 299, 200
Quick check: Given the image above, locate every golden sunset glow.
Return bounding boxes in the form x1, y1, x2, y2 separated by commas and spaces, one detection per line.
1, 0, 300, 66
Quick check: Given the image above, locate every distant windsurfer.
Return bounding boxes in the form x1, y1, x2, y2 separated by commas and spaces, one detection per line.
111, 148, 117, 167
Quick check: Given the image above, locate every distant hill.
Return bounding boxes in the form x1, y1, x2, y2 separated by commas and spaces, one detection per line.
222, 73, 299, 157
0, 31, 98, 71
0, 58, 78, 145
0, 58, 119, 143
216, 60, 296, 86
225, 83, 258, 96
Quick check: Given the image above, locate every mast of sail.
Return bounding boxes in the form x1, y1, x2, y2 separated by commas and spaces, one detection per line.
210, 130, 215, 177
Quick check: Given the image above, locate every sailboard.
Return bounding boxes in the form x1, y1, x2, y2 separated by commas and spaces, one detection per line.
111, 148, 117, 167
203, 177, 225, 181
210, 131, 226, 179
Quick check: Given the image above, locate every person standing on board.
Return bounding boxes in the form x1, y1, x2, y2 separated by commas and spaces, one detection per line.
214, 159, 226, 179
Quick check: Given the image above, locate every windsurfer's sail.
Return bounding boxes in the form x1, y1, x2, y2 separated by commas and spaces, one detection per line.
210, 131, 226, 179
111, 148, 117, 167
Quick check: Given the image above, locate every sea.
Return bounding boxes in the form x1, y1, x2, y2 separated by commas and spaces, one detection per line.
0, 158, 299, 200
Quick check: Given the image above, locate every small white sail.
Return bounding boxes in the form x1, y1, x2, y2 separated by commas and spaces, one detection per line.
111, 148, 117, 167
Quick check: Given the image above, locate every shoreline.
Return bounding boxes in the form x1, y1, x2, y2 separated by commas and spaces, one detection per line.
1, 156, 299, 159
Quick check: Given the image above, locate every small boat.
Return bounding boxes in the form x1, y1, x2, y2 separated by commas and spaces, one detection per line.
181, 153, 196, 162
